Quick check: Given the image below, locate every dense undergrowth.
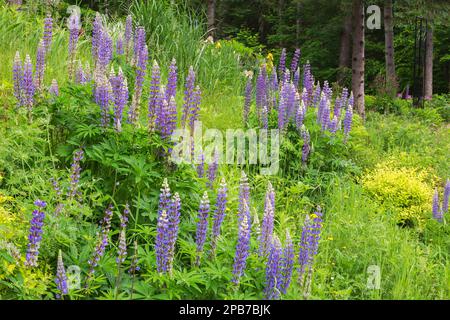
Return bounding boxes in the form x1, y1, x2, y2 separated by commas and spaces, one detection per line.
0, 1, 449, 300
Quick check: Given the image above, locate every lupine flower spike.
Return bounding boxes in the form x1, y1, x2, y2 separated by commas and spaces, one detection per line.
207, 149, 219, 188
43, 14, 53, 53
442, 179, 450, 214
232, 201, 251, 285
259, 182, 275, 256
13, 51, 23, 107
167, 193, 181, 275
86, 204, 114, 286
55, 250, 68, 299
432, 189, 442, 222
67, 148, 84, 200
210, 178, 227, 257
280, 230, 295, 294
264, 235, 282, 300
35, 40, 46, 92
195, 192, 210, 266
24, 199, 46, 267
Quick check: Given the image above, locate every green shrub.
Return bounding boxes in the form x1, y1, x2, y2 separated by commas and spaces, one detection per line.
362, 161, 434, 227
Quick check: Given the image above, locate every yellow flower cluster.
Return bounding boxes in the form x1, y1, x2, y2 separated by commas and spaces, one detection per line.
362, 162, 434, 227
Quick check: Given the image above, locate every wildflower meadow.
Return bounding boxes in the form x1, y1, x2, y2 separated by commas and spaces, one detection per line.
0, 0, 449, 303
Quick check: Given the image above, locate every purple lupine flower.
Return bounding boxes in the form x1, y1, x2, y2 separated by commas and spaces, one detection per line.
343, 105, 353, 142
167, 96, 178, 138
158, 178, 172, 216
305, 209, 323, 265
302, 62, 313, 104
238, 171, 251, 225
13, 51, 23, 107
43, 14, 53, 53
195, 192, 210, 266
86, 204, 114, 283
207, 149, 219, 188
317, 92, 326, 124
278, 96, 287, 130
243, 75, 252, 123
269, 67, 278, 109
116, 35, 124, 55
328, 115, 339, 134
155, 209, 169, 273
116, 229, 127, 264
301, 127, 310, 164
259, 182, 275, 256
110, 68, 128, 132
312, 81, 321, 108
55, 249, 68, 299
321, 99, 330, 132
196, 152, 205, 178
256, 65, 267, 120
264, 235, 282, 300
340, 87, 349, 109
166, 58, 178, 102
133, 27, 146, 66
432, 189, 442, 222
121, 203, 130, 229
148, 60, 161, 132
295, 100, 306, 130
86, 204, 113, 280
50, 177, 62, 197
188, 85, 201, 131
210, 178, 227, 256
322, 81, 332, 102
92, 13, 102, 61
24, 199, 46, 267
67, 148, 84, 200
68, 12, 80, 55
129, 241, 140, 275
278, 48, 286, 83
49, 79, 59, 96
261, 105, 269, 129
348, 91, 354, 109
124, 15, 133, 58
96, 76, 111, 127
97, 28, 113, 71
22, 54, 35, 111
297, 214, 311, 280
128, 44, 148, 124
232, 201, 251, 285
333, 97, 342, 119
293, 68, 300, 88
286, 83, 297, 119
75, 61, 86, 84
36, 42, 47, 92
280, 230, 294, 294
443, 180, 450, 214
181, 66, 196, 129
167, 193, 181, 274
155, 88, 170, 137
290, 48, 301, 77
298, 208, 323, 283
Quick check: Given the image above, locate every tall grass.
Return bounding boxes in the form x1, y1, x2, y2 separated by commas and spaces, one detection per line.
130, 0, 247, 95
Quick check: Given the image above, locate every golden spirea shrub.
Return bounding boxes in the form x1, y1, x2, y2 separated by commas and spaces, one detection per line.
362, 162, 434, 227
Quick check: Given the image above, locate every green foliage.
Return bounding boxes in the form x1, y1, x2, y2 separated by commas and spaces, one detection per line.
362, 162, 434, 227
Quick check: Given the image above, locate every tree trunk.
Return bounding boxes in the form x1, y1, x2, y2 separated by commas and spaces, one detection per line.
384, 0, 396, 94
352, 0, 365, 119
207, 0, 216, 39
424, 27, 433, 98
337, 13, 352, 85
